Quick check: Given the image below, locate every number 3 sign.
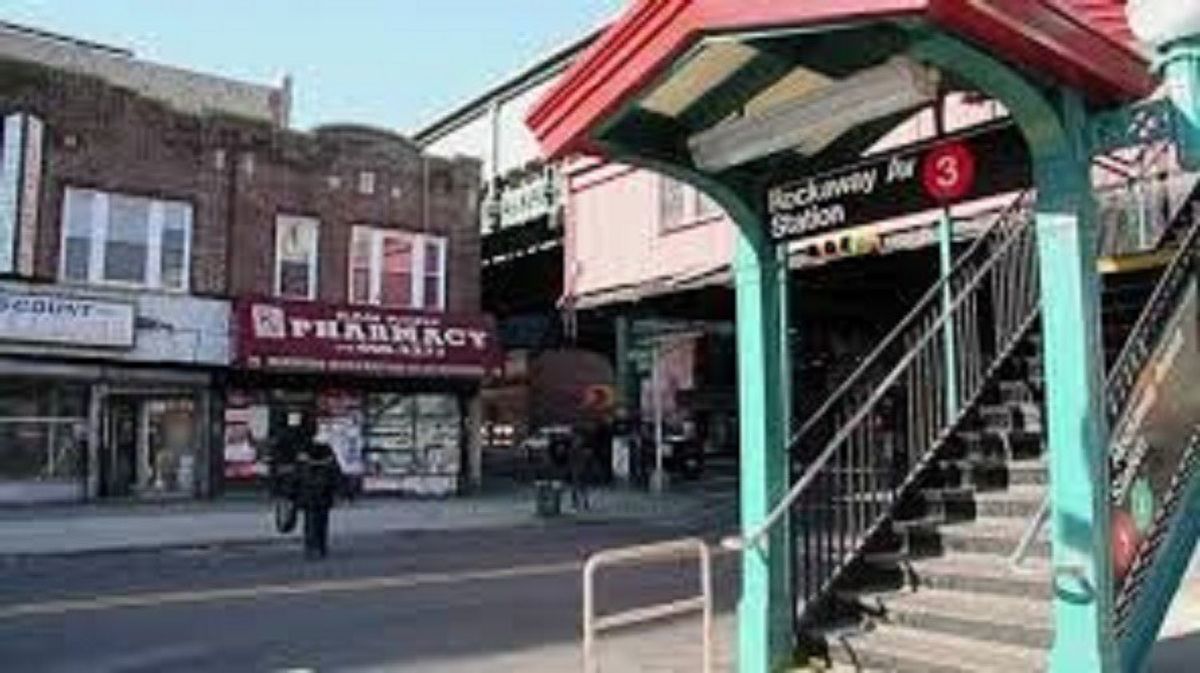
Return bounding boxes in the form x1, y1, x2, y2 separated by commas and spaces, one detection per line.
922, 142, 977, 203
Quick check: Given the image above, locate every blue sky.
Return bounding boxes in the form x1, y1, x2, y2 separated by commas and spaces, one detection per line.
1, 1, 624, 133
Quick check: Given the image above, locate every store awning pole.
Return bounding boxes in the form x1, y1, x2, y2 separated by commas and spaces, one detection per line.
651, 341, 667, 494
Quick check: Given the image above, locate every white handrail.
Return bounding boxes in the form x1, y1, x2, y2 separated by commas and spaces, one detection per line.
582, 538, 713, 673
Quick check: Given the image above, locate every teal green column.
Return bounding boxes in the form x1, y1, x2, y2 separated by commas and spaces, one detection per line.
1036, 90, 1116, 673
1162, 38, 1200, 170
937, 212, 959, 417
734, 223, 791, 673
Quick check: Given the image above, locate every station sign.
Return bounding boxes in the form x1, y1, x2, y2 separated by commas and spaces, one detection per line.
764, 122, 1030, 243
1111, 280, 1200, 582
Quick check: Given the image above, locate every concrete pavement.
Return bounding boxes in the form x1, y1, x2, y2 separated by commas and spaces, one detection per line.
0, 485, 735, 556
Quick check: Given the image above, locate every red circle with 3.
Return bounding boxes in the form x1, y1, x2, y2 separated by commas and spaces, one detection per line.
922, 142, 977, 202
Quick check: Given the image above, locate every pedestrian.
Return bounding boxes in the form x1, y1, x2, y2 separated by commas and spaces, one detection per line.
296, 426, 339, 560
567, 428, 592, 511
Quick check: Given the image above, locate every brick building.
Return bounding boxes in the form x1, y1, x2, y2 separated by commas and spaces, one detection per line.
222, 124, 488, 498
0, 23, 488, 504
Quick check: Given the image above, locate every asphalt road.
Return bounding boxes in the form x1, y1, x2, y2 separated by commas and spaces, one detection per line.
0, 519, 739, 673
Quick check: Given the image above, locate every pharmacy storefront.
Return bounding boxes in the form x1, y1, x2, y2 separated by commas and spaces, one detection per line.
0, 285, 229, 504
226, 299, 497, 497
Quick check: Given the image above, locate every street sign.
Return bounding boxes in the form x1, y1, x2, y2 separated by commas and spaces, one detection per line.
764, 122, 1029, 243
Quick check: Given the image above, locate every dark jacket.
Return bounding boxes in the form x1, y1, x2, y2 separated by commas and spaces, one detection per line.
296, 442, 339, 509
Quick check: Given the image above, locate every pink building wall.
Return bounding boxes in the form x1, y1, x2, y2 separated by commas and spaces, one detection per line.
565, 159, 736, 307
562, 96, 1012, 307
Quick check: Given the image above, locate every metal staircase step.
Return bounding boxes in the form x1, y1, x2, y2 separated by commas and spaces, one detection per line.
1008, 459, 1048, 485
950, 429, 1045, 461
849, 588, 1052, 650
939, 517, 1050, 558
977, 402, 1043, 433
828, 623, 1047, 673
927, 458, 1010, 490
997, 380, 1039, 404
901, 553, 1051, 600
974, 485, 1046, 519
847, 551, 1051, 601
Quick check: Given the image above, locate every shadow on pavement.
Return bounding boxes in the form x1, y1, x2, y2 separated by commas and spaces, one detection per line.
1149, 630, 1200, 672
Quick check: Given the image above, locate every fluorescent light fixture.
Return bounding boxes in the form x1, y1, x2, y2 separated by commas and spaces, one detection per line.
641, 41, 760, 118
688, 56, 940, 172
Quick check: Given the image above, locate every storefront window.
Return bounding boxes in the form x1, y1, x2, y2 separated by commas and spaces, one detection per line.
0, 380, 88, 504
364, 393, 461, 495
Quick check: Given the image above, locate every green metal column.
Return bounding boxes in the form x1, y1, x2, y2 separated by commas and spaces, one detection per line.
937, 211, 959, 417
734, 224, 791, 673
1163, 38, 1200, 170
1036, 90, 1117, 673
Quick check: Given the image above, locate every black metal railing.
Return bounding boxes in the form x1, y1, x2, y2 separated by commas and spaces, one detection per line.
1106, 202, 1200, 432
1107, 202, 1200, 635
787, 171, 1196, 621
1009, 188, 1200, 570
788, 195, 1040, 619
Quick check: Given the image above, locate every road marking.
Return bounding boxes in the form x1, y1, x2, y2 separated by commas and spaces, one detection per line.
0, 560, 582, 621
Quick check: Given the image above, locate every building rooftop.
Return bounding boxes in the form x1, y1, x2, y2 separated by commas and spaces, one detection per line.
0, 20, 290, 126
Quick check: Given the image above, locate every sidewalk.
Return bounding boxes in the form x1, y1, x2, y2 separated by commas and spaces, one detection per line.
400, 570, 1200, 673
0, 486, 730, 557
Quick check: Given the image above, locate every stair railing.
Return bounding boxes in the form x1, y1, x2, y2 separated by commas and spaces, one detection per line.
1009, 191, 1200, 571
724, 191, 1041, 623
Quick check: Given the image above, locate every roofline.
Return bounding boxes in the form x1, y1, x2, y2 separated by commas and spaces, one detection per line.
0, 19, 133, 58
411, 27, 603, 146
527, 0, 1156, 160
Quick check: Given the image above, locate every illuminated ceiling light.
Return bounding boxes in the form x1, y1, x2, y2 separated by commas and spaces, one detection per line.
688, 56, 940, 172
640, 41, 760, 118
743, 65, 832, 117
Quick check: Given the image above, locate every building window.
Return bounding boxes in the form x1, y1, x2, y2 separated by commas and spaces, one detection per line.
274, 215, 319, 300
421, 238, 447, 310
0, 112, 44, 276
60, 187, 192, 291
349, 226, 447, 311
358, 171, 376, 195
659, 176, 723, 233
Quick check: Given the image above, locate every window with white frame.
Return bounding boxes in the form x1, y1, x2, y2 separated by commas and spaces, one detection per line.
60, 187, 192, 291
659, 176, 722, 233
275, 215, 319, 300
349, 226, 447, 311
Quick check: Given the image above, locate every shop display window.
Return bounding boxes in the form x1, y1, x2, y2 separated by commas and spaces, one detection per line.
0, 380, 88, 503
364, 393, 461, 494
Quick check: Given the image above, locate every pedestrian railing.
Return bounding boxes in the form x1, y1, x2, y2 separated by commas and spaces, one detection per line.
582, 537, 714, 673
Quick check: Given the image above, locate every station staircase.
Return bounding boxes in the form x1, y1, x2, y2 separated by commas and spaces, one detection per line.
788, 178, 1200, 672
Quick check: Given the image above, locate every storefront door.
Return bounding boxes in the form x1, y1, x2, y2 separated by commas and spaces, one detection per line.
103, 395, 200, 499
103, 398, 139, 497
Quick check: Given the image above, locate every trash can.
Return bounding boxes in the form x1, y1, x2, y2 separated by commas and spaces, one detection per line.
535, 480, 563, 517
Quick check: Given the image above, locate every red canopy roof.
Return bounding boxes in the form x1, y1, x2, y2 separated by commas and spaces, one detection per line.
528, 0, 1155, 159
